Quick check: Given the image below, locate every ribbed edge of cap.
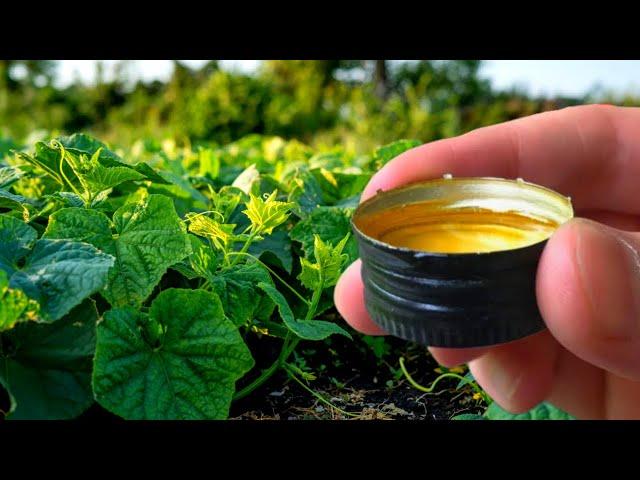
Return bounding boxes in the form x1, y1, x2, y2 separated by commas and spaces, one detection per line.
367, 304, 546, 348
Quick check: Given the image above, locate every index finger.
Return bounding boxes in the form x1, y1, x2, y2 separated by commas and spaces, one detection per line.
362, 105, 640, 215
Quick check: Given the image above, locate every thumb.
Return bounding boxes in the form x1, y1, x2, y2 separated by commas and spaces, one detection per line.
537, 218, 640, 380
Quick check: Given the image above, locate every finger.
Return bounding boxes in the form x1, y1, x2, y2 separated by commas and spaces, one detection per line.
428, 346, 489, 368
468, 335, 640, 419
334, 260, 387, 336
529, 344, 640, 420
546, 348, 605, 419
537, 218, 640, 381
362, 105, 640, 215
468, 330, 559, 413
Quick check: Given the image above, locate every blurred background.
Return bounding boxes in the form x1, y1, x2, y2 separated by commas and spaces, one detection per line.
2, 60, 639, 153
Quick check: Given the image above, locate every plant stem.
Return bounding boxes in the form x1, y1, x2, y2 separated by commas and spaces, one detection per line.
284, 364, 360, 418
233, 333, 292, 401
399, 356, 486, 397
58, 150, 84, 201
232, 283, 322, 402
305, 278, 323, 321
229, 230, 258, 267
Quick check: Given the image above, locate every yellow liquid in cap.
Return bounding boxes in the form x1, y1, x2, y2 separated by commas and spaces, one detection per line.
356, 202, 559, 254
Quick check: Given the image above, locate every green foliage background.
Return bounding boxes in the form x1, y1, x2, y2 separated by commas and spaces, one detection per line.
4, 60, 632, 152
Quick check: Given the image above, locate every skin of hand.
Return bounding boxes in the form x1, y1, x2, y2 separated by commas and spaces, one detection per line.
334, 104, 640, 420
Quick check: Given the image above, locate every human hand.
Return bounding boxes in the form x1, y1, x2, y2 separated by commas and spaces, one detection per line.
334, 105, 640, 419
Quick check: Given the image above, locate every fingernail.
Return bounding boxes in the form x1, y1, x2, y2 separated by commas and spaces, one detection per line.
613, 232, 640, 325
575, 221, 640, 339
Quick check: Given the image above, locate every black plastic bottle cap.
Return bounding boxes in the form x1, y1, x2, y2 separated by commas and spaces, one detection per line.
352, 176, 574, 348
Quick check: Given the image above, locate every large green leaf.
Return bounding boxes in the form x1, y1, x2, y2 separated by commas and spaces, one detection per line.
0, 214, 37, 276
45, 194, 191, 308
257, 282, 351, 341
248, 228, 293, 273
83, 163, 146, 193
209, 261, 274, 326
92, 288, 254, 420
287, 169, 325, 218
59, 133, 123, 163
16, 141, 62, 180
10, 239, 114, 321
0, 166, 23, 188
44, 207, 113, 247
0, 189, 33, 210
484, 401, 574, 420
0, 300, 98, 420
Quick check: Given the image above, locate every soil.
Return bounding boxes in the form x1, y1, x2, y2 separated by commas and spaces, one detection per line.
228, 327, 486, 420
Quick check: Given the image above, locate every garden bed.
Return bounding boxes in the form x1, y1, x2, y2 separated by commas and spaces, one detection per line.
229, 333, 484, 420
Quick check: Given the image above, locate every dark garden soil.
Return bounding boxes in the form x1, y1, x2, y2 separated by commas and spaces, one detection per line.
228, 321, 486, 420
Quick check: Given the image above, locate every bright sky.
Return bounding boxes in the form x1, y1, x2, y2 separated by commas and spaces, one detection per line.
54, 60, 640, 98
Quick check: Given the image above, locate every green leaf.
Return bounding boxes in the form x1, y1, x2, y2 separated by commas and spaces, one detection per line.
10, 239, 114, 321
257, 282, 351, 341
186, 212, 236, 253
92, 288, 254, 420
248, 229, 293, 273
288, 169, 325, 217
44, 206, 113, 247
289, 206, 359, 265
45, 194, 191, 308
171, 235, 219, 282
372, 139, 421, 170
310, 168, 370, 205
43, 191, 85, 208
243, 190, 293, 235
59, 133, 169, 184
456, 371, 476, 389
331, 171, 371, 199
107, 193, 191, 302
0, 299, 98, 419
209, 185, 244, 223
484, 402, 575, 420
16, 142, 63, 183
0, 166, 23, 188
59, 133, 123, 163
0, 271, 39, 332
452, 413, 486, 420
0, 214, 37, 276
198, 148, 220, 178
298, 234, 350, 291
156, 170, 209, 206
0, 189, 35, 212
210, 262, 273, 326
83, 163, 145, 193
0, 138, 20, 158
